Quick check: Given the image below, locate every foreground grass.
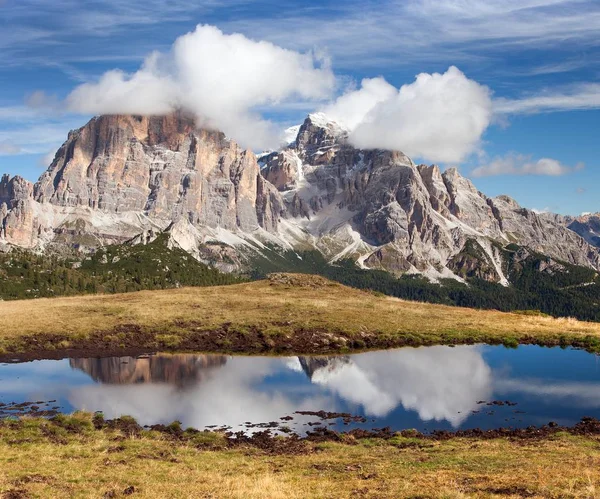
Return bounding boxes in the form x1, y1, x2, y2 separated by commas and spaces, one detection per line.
1, 273, 600, 358
1, 414, 600, 498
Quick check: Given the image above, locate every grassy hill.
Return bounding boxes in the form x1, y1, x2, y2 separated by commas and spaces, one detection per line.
1, 273, 600, 359
2, 237, 600, 323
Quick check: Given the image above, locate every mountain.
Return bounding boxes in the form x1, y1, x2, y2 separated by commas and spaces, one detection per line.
1, 113, 283, 269
1, 111, 599, 285
566, 213, 600, 248
260, 113, 600, 282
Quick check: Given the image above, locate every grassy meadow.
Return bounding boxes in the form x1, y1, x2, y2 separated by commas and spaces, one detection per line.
1, 414, 600, 498
1, 274, 600, 357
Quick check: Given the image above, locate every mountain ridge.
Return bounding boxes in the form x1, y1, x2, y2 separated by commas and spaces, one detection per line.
1, 111, 598, 284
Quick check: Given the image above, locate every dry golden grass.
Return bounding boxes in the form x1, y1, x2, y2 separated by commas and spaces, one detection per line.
1, 274, 600, 355
1, 414, 600, 498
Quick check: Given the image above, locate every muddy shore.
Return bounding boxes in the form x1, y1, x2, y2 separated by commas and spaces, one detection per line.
2, 412, 600, 453
2, 320, 599, 363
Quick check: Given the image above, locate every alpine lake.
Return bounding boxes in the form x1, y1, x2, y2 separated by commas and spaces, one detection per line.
2, 345, 600, 434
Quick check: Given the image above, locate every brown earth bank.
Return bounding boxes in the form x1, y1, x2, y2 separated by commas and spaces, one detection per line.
2, 274, 600, 362
2, 413, 600, 498
2, 321, 600, 363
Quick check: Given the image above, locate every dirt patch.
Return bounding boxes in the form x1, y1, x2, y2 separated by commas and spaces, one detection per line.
481, 486, 536, 496
12, 475, 53, 487
267, 273, 338, 288
226, 430, 310, 455
1, 490, 29, 499
93, 415, 142, 437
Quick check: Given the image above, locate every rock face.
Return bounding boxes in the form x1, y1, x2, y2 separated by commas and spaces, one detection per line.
1, 113, 284, 255
2, 111, 599, 282
35, 113, 282, 232
566, 213, 600, 248
0, 174, 36, 248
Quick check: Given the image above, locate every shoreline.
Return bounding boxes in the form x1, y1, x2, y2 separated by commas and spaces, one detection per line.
2, 413, 600, 497
1, 322, 600, 363
3, 410, 600, 442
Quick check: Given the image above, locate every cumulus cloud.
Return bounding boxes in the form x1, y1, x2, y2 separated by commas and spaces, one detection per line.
320, 77, 397, 130
66, 24, 335, 150
322, 66, 493, 163
471, 153, 584, 177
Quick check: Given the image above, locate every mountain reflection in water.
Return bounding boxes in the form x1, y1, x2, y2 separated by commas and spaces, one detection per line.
69, 355, 227, 386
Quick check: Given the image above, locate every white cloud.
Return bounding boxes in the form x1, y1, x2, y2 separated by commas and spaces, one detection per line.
472, 153, 584, 177
495, 83, 600, 114
320, 77, 397, 131
325, 66, 493, 163
66, 24, 336, 150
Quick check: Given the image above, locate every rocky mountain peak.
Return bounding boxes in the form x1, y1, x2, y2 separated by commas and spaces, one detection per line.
294, 113, 348, 164
1, 112, 285, 252
0, 174, 33, 206
494, 195, 520, 209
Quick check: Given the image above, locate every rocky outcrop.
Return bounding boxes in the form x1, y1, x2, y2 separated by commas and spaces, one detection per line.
260, 150, 303, 191
0, 174, 37, 248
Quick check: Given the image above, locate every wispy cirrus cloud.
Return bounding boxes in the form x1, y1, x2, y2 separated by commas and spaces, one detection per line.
2, 0, 599, 74
495, 83, 600, 114
0, 140, 21, 155
221, 0, 600, 69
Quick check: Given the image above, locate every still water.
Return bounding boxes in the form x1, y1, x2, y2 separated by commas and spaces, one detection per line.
1, 345, 600, 433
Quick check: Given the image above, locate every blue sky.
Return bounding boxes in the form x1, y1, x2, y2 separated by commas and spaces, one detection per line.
0, 0, 599, 215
